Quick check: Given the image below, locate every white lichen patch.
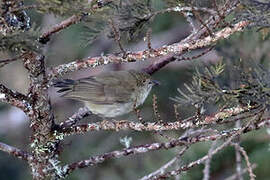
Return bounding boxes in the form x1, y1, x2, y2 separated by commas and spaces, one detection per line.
0, 93, 5, 99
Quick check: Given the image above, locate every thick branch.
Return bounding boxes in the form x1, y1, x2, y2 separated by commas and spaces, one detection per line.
0, 142, 32, 161
49, 20, 249, 79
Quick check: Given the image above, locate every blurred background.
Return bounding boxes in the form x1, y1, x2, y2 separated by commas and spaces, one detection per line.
1, 0, 270, 179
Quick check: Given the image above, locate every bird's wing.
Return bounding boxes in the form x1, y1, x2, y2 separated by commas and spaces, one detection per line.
62, 72, 137, 104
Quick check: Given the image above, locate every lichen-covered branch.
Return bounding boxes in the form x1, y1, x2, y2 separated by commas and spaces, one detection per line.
59, 105, 257, 135
0, 83, 32, 114
0, 142, 32, 161
49, 20, 249, 79
22, 52, 60, 179
150, 118, 255, 179
58, 107, 91, 128
63, 117, 261, 177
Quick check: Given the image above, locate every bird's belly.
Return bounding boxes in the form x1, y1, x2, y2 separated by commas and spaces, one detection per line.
84, 102, 134, 118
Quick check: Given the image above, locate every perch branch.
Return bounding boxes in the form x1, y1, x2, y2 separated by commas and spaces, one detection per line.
59, 107, 91, 128
59, 105, 259, 135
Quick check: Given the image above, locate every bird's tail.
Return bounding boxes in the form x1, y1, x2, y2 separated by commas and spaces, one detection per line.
53, 79, 76, 93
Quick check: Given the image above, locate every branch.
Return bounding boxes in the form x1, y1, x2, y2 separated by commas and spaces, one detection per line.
139, 146, 189, 180
234, 121, 243, 180
0, 142, 32, 161
63, 114, 264, 177
203, 141, 217, 180
0, 83, 32, 114
63, 129, 211, 175
58, 107, 91, 128
150, 117, 256, 179
38, 15, 83, 44
48, 20, 249, 79
231, 142, 256, 180
59, 105, 258, 135
225, 164, 257, 180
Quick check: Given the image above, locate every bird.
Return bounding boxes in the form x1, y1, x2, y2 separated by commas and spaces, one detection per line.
54, 70, 159, 118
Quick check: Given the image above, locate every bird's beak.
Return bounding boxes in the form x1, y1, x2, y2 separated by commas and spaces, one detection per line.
151, 80, 160, 86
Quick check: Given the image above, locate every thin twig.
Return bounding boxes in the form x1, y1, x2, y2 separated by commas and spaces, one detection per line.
0, 142, 32, 161
203, 141, 217, 180
38, 15, 83, 44
231, 143, 256, 180
0, 83, 32, 114
139, 146, 189, 180
234, 121, 243, 180
225, 164, 257, 180
109, 18, 126, 56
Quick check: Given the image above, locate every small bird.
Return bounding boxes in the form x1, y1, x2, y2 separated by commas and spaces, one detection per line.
54, 70, 159, 118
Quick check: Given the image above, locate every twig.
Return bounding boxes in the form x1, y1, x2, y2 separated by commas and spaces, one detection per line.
139, 146, 189, 180
203, 141, 217, 180
150, 117, 256, 179
109, 18, 126, 56
174, 46, 214, 61
231, 143, 256, 180
174, 104, 181, 121
0, 142, 32, 161
225, 164, 257, 180
0, 83, 32, 114
38, 15, 83, 44
152, 94, 161, 122
146, 28, 153, 50
0, 56, 20, 68
234, 121, 243, 180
